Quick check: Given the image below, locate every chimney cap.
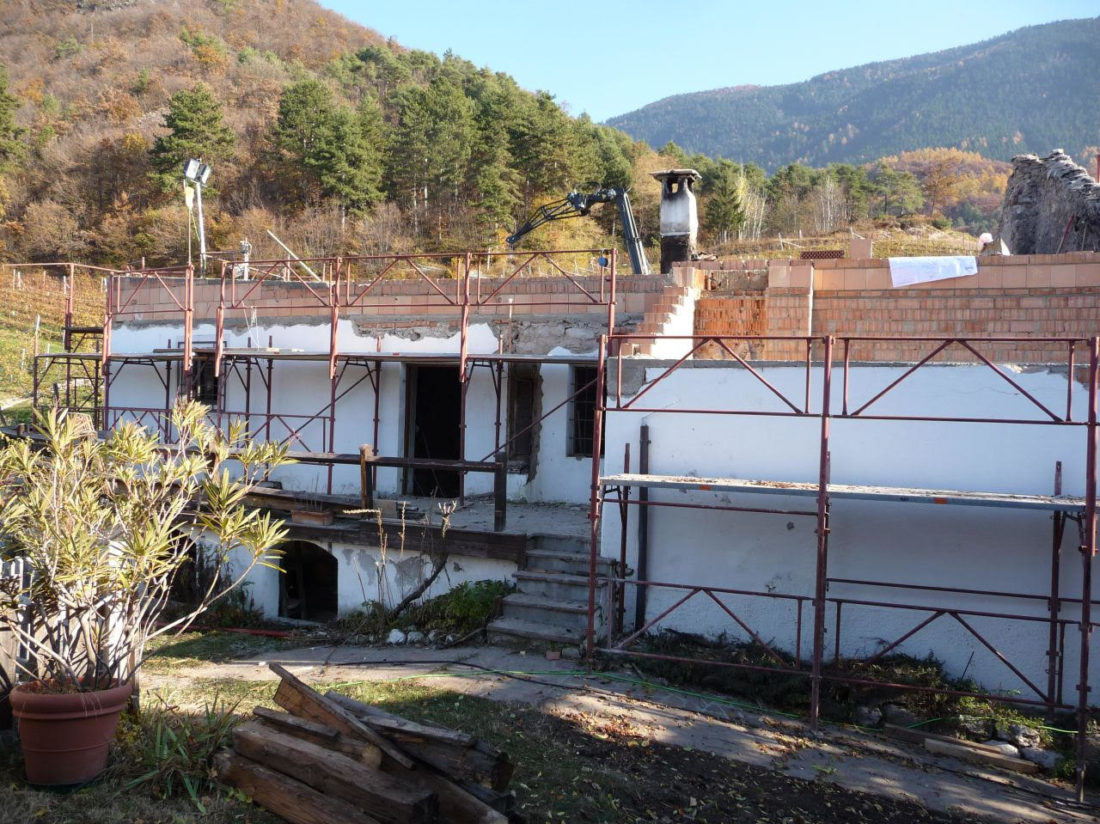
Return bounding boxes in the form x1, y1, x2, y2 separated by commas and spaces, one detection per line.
651, 168, 702, 182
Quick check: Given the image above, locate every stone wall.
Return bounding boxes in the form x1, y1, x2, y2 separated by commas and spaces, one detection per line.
997, 150, 1100, 254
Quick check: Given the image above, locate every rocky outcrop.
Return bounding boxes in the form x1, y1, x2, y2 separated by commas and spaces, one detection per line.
997, 150, 1100, 254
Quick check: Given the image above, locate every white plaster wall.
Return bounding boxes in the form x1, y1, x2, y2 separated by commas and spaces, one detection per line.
518, 362, 596, 504
241, 539, 515, 619
108, 320, 595, 504
601, 362, 1099, 702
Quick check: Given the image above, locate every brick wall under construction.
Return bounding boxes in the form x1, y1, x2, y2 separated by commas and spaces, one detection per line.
693, 251, 1100, 363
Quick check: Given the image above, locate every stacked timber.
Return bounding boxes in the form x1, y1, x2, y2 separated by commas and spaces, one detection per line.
215, 663, 518, 824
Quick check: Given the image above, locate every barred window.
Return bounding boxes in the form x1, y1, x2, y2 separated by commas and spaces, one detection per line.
568, 365, 602, 457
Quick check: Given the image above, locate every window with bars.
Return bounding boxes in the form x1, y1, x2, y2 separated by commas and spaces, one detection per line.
568, 365, 602, 457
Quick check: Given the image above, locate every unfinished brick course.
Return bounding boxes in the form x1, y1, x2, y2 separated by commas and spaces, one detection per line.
693, 252, 1100, 363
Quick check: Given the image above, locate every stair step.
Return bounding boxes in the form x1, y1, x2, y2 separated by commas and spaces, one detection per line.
514, 570, 601, 601
526, 549, 613, 576
486, 617, 585, 647
500, 593, 592, 629
528, 533, 587, 553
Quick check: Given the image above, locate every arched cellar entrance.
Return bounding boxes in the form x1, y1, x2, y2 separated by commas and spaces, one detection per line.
278, 541, 338, 622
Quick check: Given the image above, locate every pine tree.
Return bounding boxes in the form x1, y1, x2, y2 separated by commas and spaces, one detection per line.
509, 91, 582, 210
384, 77, 474, 240
702, 161, 745, 244
0, 65, 25, 173
269, 79, 382, 216
149, 83, 235, 192
465, 75, 520, 244
870, 163, 924, 216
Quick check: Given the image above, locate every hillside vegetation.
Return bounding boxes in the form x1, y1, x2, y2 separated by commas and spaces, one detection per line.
0, 0, 1014, 284
0, 0, 658, 267
607, 17, 1100, 172
0, 0, 1033, 401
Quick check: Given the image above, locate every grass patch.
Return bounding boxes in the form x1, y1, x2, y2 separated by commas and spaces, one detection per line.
143, 630, 303, 675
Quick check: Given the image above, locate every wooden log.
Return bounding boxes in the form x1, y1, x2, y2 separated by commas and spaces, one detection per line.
232, 722, 438, 824
327, 692, 514, 791
214, 749, 382, 824
383, 761, 509, 824
253, 706, 383, 768
923, 738, 1041, 774
270, 663, 413, 768
456, 781, 516, 816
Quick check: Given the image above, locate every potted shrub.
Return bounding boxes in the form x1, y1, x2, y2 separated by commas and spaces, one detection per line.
0, 402, 289, 786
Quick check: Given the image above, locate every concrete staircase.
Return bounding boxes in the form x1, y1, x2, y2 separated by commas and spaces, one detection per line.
487, 536, 614, 650
632, 283, 700, 356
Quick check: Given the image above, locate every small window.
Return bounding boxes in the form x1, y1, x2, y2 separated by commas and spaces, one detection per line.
568, 365, 602, 457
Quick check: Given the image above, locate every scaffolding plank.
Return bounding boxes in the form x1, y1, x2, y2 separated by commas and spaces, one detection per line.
600, 473, 1085, 512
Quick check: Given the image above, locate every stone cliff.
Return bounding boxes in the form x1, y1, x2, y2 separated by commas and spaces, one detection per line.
997, 150, 1100, 254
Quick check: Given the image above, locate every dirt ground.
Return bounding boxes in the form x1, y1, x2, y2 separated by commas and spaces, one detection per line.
140, 641, 1097, 824
510, 706, 984, 823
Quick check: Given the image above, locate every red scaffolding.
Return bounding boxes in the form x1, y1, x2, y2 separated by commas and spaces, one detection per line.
34, 251, 622, 508
586, 333, 1098, 799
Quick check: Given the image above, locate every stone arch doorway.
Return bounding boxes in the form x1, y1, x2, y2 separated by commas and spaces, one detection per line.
278, 541, 338, 621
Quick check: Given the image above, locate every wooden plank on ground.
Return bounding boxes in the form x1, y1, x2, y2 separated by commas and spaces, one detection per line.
270, 663, 413, 768
924, 738, 1040, 774
233, 721, 437, 823
327, 692, 514, 791
883, 724, 1015, 755
253, 706, 383, 768
214, 750, 382, 824
327, 692, 475, 746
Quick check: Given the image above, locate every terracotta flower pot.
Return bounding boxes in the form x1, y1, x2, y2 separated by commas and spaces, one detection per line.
10, 680, 133, 786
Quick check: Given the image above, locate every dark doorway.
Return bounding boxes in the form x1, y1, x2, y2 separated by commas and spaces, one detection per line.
278, 541, 338, 621
406, 365, 462, 497
185, 353, 219, 406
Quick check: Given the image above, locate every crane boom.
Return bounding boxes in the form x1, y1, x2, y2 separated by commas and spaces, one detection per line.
506, 187, 651, 275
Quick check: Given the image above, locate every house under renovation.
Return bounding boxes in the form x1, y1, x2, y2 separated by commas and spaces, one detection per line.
30, 168, 1100, 795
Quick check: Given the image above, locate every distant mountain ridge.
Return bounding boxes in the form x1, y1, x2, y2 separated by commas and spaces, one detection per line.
606, 18, 1100, 172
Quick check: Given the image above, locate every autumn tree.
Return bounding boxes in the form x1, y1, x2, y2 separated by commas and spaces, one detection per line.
20, 200, 83, 261
918, 154, 960, 216
149, 83, 236, 192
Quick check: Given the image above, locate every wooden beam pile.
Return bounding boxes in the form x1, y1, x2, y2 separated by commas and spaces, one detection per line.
215, 663, 518, 824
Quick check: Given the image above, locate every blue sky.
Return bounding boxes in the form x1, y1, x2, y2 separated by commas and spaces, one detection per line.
318, 1, 1097, 122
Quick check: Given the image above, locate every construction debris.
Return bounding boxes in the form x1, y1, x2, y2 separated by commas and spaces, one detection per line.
882, 724, 1041, 775
215, 663, 518, 824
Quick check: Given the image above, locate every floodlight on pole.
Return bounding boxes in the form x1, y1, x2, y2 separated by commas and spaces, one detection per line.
183, 159, 211, 272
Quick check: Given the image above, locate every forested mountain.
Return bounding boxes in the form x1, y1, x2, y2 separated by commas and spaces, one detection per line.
0, 0, 646, 266
607, 18, 1100, 172
0, 0, 1033, 270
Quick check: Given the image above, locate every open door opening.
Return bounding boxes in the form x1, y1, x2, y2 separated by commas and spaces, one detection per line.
278, 541, 338, 622
406, 365, 462, 497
